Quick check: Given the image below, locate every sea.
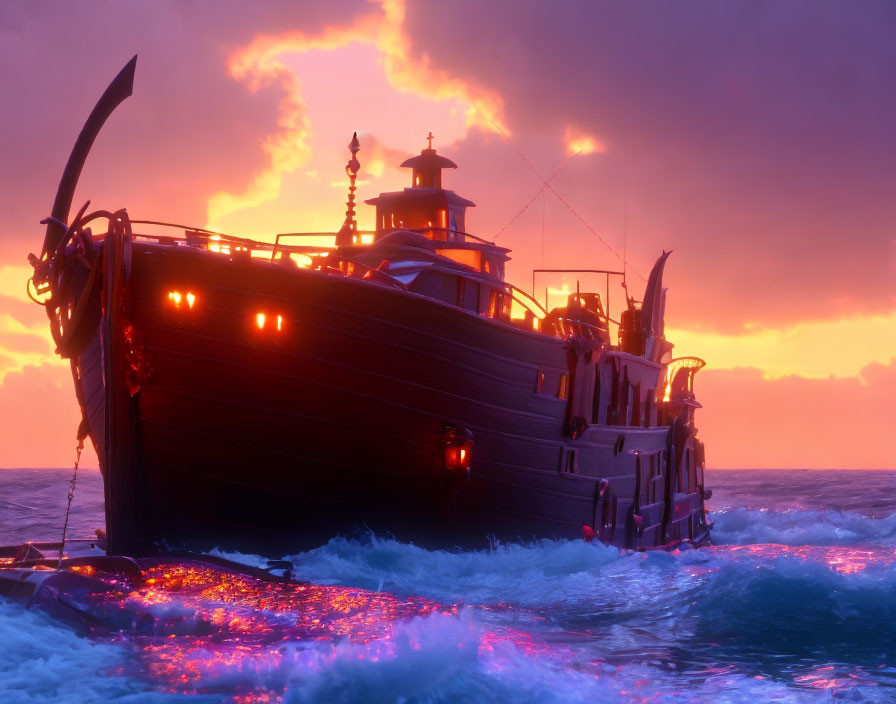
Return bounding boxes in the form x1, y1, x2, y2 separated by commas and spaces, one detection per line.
1, 468, 895, 703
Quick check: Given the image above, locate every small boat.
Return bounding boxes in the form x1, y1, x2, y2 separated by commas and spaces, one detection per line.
27, 57, 710, 556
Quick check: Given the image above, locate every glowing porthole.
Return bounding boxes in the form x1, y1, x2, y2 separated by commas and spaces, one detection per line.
255, 312, 285, 333
167, 290, 197, 309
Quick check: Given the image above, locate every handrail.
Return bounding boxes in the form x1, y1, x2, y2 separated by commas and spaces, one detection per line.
129, 219, 241, 238
532, 268, 626, 322
403, 227, 498, 247
132, 221, 502, 258
505, 282, 547, 317
128, 220, 328, 259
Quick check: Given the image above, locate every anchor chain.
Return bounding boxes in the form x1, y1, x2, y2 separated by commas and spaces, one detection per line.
57, 437, 85, 569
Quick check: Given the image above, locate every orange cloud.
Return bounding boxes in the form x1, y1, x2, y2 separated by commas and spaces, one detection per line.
0, 265, 61, 381
207, 49, 312, 226
0, 364, 97, 468
207, 0, 508, 227
0, 331, 51, 355
667, 310, 896, 379
564, 125, 605, 156
697, 360, 896, 469
358, 133, 411, 179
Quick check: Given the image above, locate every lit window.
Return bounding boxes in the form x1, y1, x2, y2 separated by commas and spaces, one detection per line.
558, 374, 569, 400
276, 315, 283, 331
186, 292, 196, 309
167, 291, 182, 306
535, 368, 545, 393
487, 290, 501, 318
360, 234, 374, 244
256, 313, 266, 329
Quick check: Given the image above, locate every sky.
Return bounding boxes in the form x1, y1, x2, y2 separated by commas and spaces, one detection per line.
0, 0, 893, 469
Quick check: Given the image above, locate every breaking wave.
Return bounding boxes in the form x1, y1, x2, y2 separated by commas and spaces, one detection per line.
0, 601, 181, 703
710, 506, 896, 546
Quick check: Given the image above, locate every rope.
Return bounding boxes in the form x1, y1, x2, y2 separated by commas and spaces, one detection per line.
474, 108, 647, 282
57, 438, 84, 569
493, 153, 575, 240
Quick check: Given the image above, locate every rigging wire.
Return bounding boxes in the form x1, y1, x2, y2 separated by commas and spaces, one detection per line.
493, 153, 575, 240
475, 108, 647, 282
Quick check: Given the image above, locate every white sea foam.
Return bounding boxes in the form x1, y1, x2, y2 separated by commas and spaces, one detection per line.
711, 506, 896, 546
0, 602, 191, 703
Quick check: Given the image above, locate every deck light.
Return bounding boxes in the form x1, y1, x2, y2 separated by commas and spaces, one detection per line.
276, 315, 283, 331
186, 292, 196, 309
256, 313, 266, 329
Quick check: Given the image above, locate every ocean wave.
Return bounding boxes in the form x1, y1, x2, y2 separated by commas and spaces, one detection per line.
710, 506, 896, 546
276, 610, 624, 704
0, 602, 189, 703
214, 531, 896, 660
273, 609, 878, 704
214, 535, 624, 607
679, 550, 896, 662
4, 548, 896, 703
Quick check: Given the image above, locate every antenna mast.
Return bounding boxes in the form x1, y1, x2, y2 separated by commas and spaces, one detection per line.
336, 132, 361, 246
622, 139, 629, 301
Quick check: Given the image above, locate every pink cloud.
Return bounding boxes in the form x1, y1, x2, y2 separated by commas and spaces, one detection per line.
0, 364, 97, 468
697, 360, 896, 469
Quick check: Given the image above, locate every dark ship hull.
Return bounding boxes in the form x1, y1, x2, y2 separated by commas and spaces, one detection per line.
31, 58, 710, 556
74, 239, 706, 554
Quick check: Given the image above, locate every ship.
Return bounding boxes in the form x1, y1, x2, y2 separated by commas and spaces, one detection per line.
26, 57, 710, 557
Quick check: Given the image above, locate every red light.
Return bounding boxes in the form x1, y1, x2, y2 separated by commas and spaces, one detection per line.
443, 426, 474, 475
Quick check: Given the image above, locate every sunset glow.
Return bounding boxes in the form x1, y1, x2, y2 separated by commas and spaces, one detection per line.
564, 126, 605, 156
1, 2, 893, 469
